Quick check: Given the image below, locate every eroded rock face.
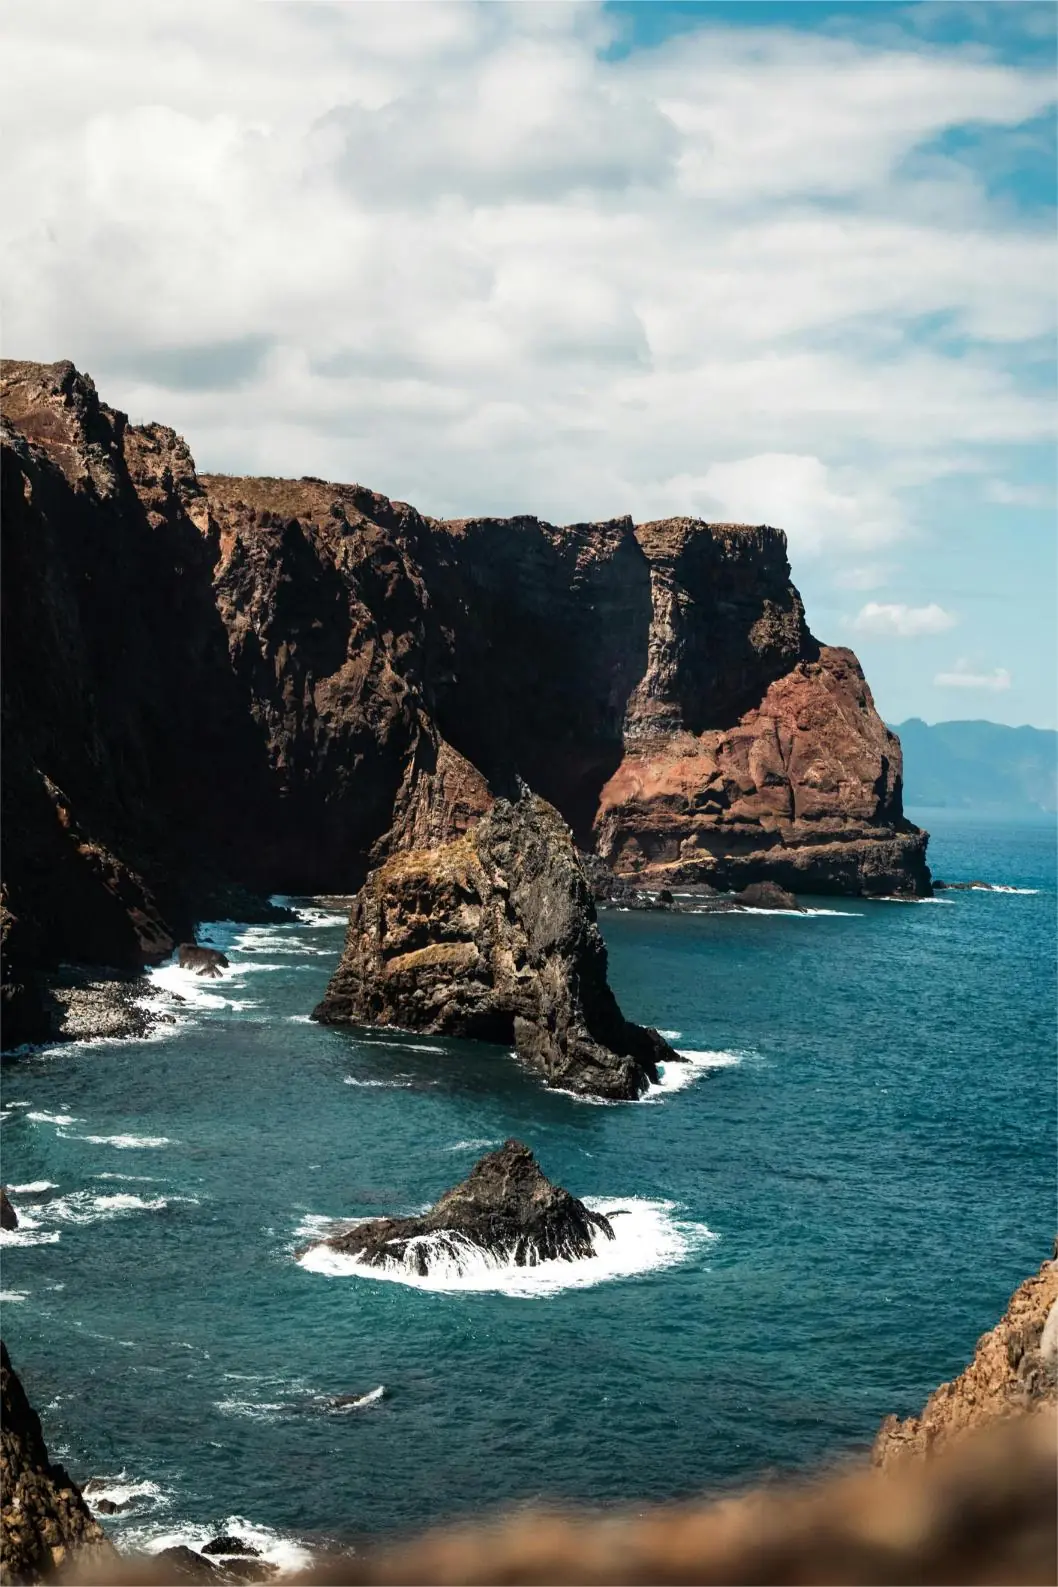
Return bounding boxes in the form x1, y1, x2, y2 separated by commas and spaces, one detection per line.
319, 1140, 613, 1275
177, 945, 230, 978
314, 788, 676, 1099
0, 1341, 115, 1584
873, 1253, 1058, 1467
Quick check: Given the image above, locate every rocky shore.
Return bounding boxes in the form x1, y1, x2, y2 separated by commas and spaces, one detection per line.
873, 1251, 1058, 1468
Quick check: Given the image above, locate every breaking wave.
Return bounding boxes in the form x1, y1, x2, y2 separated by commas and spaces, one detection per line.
645, 1049, 750, 1100
117, 1515, 312, 1575
84, 1474, 165, 1511
62, 1133, 174, 1149
296, 1197, 716, 1298
445, 1138, 502, 1153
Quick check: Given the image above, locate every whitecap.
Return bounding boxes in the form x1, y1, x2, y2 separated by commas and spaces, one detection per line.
92, 1173, 164, 1183
297, 1197, 716, 1298
445, 1138, 502, 1153
6, 1181, 56, 1194
8, 1190, 195, 1229
981, 884, 1039, 895
67, 1134, 174, 1149
658, 1029, 682, 1040
0, 1290, 30, 1302
28, 1111, 82, 1126
326, 1384, 385, 1411
733, 906, 862, 917
286, 1014, 314, 1024
343, 1076, 414, 1089
213, 1397, 287, 1423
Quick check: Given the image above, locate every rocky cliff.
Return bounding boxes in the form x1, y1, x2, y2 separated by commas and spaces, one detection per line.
0, 1341, 115, 1584
872, 1253, 1058, 1468
1, 358, 929, 1047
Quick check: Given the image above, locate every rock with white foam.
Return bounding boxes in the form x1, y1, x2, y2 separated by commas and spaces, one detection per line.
313, 1140, 613, 1278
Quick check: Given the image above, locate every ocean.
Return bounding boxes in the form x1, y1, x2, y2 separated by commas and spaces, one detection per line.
1, 810, 1054, 1569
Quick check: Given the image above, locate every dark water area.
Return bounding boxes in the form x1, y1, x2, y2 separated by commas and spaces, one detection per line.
1, 812, 1054, 1564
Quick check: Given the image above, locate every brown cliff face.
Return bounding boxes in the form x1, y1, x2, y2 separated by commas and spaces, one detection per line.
872, 1255, 1058, 1468
596, 519, 929, 895
313, 788, 676, 1098
0, 1341, 115, 1584
2, 358, 929, 1048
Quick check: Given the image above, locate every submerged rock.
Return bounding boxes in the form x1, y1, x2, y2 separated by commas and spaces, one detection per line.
320, 1140, 614, 1277
314, 788, 678, 1099
177, 944, 230, 978
155, 1544, 226, 1581
1, 1189, 17, 1230
0, 1340, 116, 1583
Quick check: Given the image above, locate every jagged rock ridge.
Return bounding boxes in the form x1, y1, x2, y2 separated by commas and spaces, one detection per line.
314, 1140, 614, 1275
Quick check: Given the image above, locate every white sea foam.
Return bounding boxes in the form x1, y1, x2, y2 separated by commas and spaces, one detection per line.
297, 1196, 716, 1298
66, 1134, 174, 1149
213, 1397, 287, 1423
121, 1516, 312, 1575
645, 1049, 748, 1100
0, 1225, 61, 1247
286, 1014, 314, 1023
3, 1190, 195, 1232
343, 1076, 414, 1088
0, 1290, 30, 1302
28, 1110, 82, 1125
983, 884, 1038, 894
92, 1173, 164, 1183
84, 1475, 165, 1511
6, 1181, 56, 1194
293, 906, 349, 927
326, 1384, 385, 1411
658, 1029, 682, 1040
445, 1138, 502, 1153
734, 906, 861, 917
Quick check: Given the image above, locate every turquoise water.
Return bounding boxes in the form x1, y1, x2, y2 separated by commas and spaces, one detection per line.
1, 811, 1054, 1564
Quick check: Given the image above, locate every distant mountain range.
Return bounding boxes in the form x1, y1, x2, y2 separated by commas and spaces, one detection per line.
892, 719, 1058, 815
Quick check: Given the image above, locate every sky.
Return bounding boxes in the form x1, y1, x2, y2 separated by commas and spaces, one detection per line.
2, 0, 1055, 728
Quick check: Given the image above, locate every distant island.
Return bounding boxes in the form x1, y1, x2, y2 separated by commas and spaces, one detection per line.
893, 719, 1057, 816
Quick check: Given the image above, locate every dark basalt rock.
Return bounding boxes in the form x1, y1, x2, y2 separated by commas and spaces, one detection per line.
314, 788, 678, 1100
735, 880, 803, 911
0, 1340, 115, 1583
320, 1140, 614, 1276
934, 879, 992, 891
1, 1188, 17, 1230
155, 1544, 226, 1581
203, 1536, 260, 1557
177, 944, 230, 977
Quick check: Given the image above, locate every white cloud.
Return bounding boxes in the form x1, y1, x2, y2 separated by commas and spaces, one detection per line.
0, 0, 1053, 557
849, 601, 957, 637
934, 662, 1013, 692
985, 479, 1052, 507
833, 562, 897, 591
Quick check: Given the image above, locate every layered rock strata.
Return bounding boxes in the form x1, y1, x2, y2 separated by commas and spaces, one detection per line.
2, 357, 930, 1047
313, 789, 676, 1098
316, 1140, 613, 1275
0, 1341, 115, 1584
873, 1253, 1058, 1467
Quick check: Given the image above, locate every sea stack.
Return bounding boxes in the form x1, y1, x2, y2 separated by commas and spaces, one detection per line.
315, 1140, 614, 1276
313, 788, 677, 1100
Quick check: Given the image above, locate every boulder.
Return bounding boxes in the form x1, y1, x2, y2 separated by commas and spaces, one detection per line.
155, 1544, 226, 1581
177, 944, 230, 978
1, 1188, 17, 1230
318, 1140, 614, 1277
202, 1536, 260, 1557
735, 881, 803, 911
314, 788, 678, 1100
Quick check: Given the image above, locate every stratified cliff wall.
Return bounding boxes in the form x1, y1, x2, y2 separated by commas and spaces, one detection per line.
1, 358, 930, 1046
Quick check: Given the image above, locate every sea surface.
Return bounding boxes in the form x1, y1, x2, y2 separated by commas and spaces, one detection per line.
1, 810, 1054, 1566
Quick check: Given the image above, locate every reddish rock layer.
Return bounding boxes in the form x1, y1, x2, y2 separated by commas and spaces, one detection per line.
873, 1253, 1058, 1467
